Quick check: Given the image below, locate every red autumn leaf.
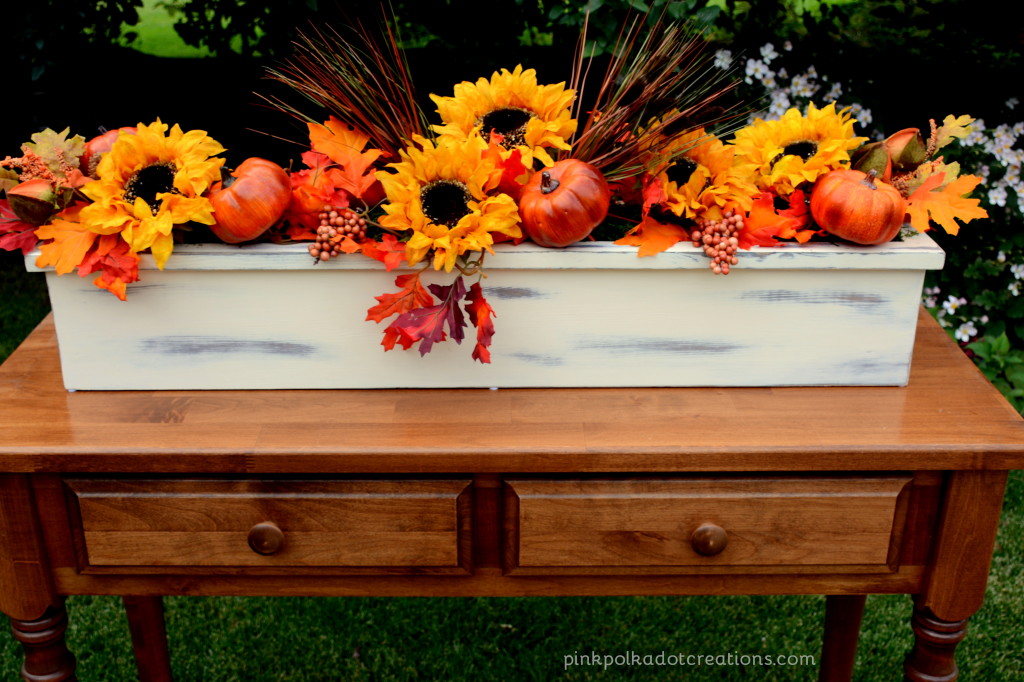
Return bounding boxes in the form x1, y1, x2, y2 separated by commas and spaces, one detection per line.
0, 198, 40, 254
366, 271, 434, 324
391, 276, 468, 356
77, 234, 140, 301
639, 173, 666, 217
360, 233, 407, 271
381, 319, 418, 351
464, 282, 496, 364
614, 214, 690, 257
482, 135, 530, 200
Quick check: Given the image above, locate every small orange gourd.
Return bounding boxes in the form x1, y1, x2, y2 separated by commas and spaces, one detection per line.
810, 169, 907, 246
208, 158, 292, 244
518, 159, 611, 248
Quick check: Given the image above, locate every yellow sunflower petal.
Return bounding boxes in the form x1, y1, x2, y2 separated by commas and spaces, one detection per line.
379, 135, 521, 272
731, 102, 868, 195
431, 64, 577, 169
75, 120, 225, 272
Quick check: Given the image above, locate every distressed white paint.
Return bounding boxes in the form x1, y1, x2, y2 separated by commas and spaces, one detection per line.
25, 233, 946, 390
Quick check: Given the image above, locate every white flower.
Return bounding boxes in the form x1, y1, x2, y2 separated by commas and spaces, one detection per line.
1008, 97, 1020, 110
942, 295, 966, 315
744, 58, 771, 84
714, 49, 733, 70
848, 103, 872, 126
783, 40, 793, 51
1010, 281, 1022, 297
988, 184, 1008, 207
954, 321, 978, 342
824, 82, 843, 101
760, 43, 779, 63
998, 251, 1007, 262
1011, 263, 1024, 280
790, 71, 818, 98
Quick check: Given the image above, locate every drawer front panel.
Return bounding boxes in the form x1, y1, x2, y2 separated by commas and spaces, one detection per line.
505, 477, 910, 573
65, 479, 471, 571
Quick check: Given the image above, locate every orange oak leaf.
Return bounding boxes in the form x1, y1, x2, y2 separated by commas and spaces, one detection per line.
464, 282, 495, 364
615, 214, 690, 257
366, 272, 434, 324
905, 173, 987, 236
308, 117, 384, 202
34, 205, 98, 275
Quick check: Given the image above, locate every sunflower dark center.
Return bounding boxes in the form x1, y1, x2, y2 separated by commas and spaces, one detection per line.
782, 140, 818, 160
421, 180, 472, 228
479, 107, 533, 149
666, 158, 700, 186
124, 162, 178, 214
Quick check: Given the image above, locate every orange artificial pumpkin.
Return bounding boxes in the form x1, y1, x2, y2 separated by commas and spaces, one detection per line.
518, 159, 611, 248
208, 158, 292, 244
809, 169, 907, 245
79, 126, 137, 177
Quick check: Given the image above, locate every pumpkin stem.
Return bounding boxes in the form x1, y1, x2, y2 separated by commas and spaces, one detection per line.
219, 166, 237, 189
864, 169, 878, 190
540, 170, 560, 194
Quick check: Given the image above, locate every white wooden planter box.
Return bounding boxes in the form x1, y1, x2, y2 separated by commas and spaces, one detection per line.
26, 233, 945, 390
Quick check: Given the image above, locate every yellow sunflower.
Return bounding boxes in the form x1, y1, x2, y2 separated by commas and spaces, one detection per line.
731, 102, 867, 196
430, 64, 576, 168
79, 120, 225, 268
643, 125, 758, 221
376, 134, 521, 272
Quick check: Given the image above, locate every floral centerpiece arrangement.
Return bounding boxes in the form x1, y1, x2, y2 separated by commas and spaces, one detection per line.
1, 14, 987, 364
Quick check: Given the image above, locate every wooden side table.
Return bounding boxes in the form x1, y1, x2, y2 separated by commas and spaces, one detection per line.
2, 310, 1023, 681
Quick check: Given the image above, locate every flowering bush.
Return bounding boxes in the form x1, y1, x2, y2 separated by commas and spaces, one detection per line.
722, 41, 1024, 410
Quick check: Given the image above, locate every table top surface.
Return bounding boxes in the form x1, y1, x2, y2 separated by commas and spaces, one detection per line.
1, 311, 1023, 474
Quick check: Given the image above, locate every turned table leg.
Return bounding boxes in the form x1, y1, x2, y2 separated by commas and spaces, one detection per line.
123, 596, 173, 682
818, 594, 866, 682
904, 470, 1008, 682
904, 603, 968, 682
8, 600, 77, 682
1, 474, 77, 681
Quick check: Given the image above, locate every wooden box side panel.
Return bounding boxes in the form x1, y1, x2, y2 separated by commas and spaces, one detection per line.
45, 265, 925, 389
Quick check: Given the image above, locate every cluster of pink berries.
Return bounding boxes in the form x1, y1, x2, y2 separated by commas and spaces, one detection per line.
308, 206, 367, 262
692, 210, 744, 275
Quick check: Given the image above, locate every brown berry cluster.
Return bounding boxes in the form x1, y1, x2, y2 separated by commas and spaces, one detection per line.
691, 210, 744, 275
309, 206, 368, 262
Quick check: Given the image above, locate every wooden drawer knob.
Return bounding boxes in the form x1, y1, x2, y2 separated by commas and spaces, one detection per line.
247, 521, 284, 556
690, 523, 728, 556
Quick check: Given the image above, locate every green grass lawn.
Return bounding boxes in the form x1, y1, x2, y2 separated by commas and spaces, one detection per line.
1, 256, 1022, 679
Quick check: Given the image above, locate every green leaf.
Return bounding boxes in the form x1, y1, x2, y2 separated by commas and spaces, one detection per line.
968, 338, 992, 360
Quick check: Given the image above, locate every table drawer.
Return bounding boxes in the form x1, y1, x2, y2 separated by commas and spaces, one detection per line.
64, 478, 472, 573
504, 477, 911, 574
